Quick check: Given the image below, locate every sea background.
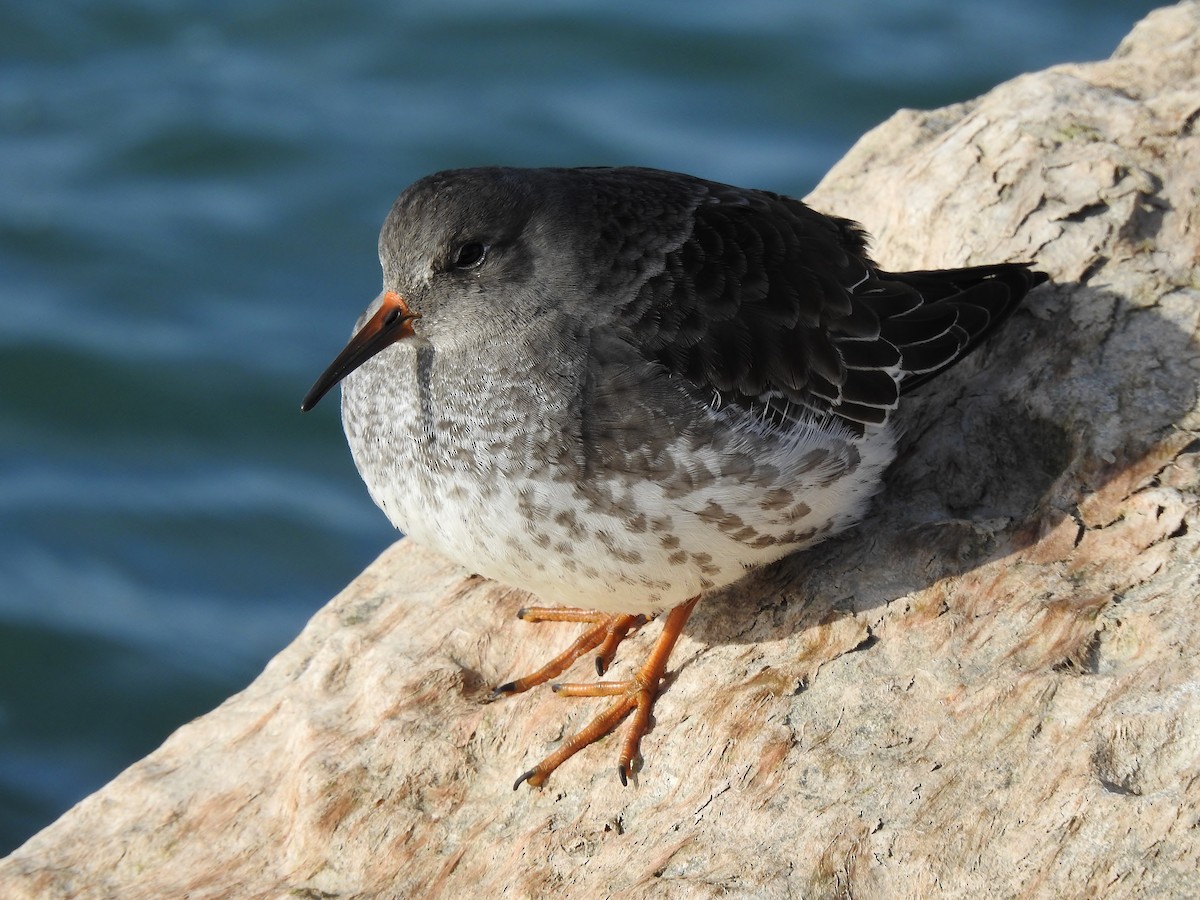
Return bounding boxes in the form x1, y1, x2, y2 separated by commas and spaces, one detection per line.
0, 0, 1162, 853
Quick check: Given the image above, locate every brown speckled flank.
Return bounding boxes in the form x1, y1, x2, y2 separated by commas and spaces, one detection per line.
302, 166, 1046, 786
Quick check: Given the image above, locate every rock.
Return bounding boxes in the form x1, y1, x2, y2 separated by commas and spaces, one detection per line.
4, 3, 1199, 897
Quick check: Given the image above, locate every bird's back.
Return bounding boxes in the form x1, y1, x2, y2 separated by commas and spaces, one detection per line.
585, 168, 1046, 435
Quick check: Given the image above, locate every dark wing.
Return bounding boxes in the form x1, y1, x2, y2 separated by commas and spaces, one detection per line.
615, 185, 1046, 433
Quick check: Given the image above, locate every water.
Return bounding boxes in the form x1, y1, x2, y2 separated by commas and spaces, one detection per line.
0, 0, 1159, 853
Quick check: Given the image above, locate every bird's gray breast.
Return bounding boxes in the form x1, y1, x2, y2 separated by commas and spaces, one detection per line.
339, 325, 588, 545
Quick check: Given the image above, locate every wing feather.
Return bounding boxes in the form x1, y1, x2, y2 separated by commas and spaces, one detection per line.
601, 172, 1046, 432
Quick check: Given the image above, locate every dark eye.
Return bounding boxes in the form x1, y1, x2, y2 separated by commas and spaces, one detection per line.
452, 242, 488, 270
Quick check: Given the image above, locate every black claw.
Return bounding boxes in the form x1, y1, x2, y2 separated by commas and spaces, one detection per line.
513, 769, 537, 791
492, 682, 517, 697
595, 655, 606, 676
516, 607, 529, 620
550, 682, 562, 693
618, 764, 629, 787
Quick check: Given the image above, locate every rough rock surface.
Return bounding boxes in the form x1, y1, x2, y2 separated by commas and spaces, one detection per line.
4, 4, 1199, 897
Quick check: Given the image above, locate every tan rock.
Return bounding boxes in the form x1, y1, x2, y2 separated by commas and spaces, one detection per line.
4, 3, 1199, 897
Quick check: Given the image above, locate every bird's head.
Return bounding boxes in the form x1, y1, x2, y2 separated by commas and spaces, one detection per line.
301, 167, 571, 411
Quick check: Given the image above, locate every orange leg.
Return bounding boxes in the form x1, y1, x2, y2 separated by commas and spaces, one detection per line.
504, 596, 701, 789
492, 607, 647, 695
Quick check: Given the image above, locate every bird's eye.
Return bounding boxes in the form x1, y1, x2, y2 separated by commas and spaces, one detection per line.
452, 242, 488, 270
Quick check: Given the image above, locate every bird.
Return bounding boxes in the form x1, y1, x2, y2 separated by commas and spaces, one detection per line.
300, 166, 1046, 789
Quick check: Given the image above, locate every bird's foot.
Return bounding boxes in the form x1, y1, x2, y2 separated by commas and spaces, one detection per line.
492, 607, 647, 695
503, 596, 700, 789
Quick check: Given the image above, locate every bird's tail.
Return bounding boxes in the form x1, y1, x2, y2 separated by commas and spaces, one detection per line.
860, 263, 1048, 394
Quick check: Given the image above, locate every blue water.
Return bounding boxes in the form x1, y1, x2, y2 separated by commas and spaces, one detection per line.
0, 0, 1159, 853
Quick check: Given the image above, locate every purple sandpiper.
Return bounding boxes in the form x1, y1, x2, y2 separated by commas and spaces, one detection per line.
302, 166, 1046, 788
